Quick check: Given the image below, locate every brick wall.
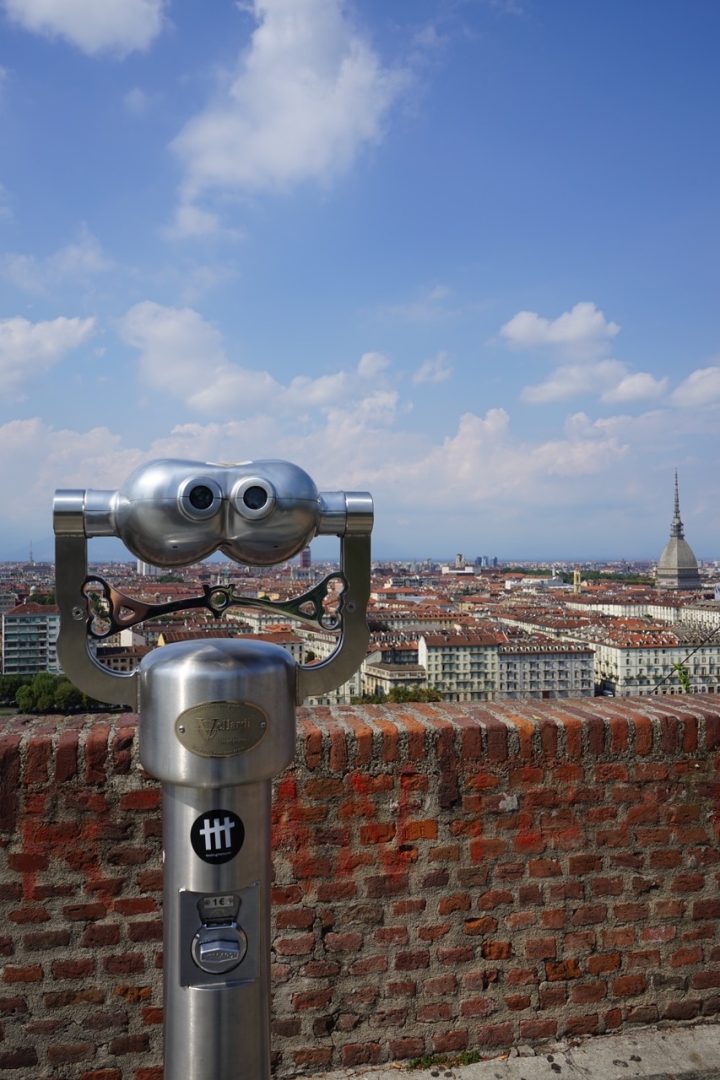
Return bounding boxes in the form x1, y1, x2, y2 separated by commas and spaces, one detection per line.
1, 698, 719, 1078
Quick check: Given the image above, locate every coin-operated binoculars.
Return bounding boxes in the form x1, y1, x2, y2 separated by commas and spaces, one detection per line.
53, 459, 373, 1080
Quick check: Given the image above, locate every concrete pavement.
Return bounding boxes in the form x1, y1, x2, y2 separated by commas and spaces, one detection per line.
304, 1023, 720, 1080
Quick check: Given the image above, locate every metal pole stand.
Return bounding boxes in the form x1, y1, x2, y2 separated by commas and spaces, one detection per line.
53, 458, 373, 1080
141, 639, 296, 1080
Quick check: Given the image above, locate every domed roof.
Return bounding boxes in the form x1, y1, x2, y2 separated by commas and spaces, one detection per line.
658, 535, 698, 571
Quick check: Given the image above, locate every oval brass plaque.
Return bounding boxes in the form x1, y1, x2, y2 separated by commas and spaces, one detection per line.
175, 701, 268, 758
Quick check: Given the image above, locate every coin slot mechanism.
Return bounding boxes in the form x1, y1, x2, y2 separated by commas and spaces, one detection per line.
179, 886, 259, 989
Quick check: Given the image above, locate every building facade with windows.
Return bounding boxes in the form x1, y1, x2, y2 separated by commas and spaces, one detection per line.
2, 603, 61, 675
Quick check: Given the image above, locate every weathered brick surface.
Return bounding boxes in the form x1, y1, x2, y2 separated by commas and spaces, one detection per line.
0, 699, 719, 1075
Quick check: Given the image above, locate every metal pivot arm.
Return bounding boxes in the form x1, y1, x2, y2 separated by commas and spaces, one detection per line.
296, 532, 371, 703
82, 572, 349, 639
54, 492, 139, 710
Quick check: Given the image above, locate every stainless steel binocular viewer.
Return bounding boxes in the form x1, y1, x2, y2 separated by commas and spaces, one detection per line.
54, 458, 373, 1080
54, 457, 373, 710
64, 457, 373, 567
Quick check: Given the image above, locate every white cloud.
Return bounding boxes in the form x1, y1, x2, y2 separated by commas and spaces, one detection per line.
0, 394, 635, 557
164, 203, 225, 241
500, 301, 620, 359
2, 0, 166, 56
671, 366, 720, 408
0, 315, 95, 393
601, 371, 668, 404
120, 301, 228, 395
0, 226, 112, 293
170, 0, 405, 230
119, 301, 394, 416
357, 351, 390, 378
413, 350, 452, 384
385, 283, 456, 321
522, 359, 627, 404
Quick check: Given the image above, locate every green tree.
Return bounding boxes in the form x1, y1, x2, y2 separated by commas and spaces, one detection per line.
387, 685, 443, 703
0, 675, 31, 703
54, 678, 84, 712
15, 684, 35, 712
672, 662, 691, 693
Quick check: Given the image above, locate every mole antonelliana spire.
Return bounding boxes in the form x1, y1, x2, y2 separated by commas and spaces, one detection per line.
656, 471, 702, 590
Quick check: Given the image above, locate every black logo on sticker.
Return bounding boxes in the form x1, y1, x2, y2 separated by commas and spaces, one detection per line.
190, 810, 245, 864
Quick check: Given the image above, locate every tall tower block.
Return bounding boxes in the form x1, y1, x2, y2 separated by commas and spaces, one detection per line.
656, 472, 702, 591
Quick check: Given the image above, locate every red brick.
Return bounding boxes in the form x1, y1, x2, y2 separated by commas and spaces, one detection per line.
23, 929, 70, 950
127, 920, 163, 942
564, 1013, 599, 1036
693, 898, 720, 920
478, 888, 513, 909
464, 916, 498, 936
401, 819, 437, 841
424, 974, 457, 995
365, 873, 408, 897
317, 880, 356, 901
55, 730, 79, 781
395, 950, 429, 971
432, 1029, 468, 1053
64, 903, 108, 922
505, 993, 531, 1010
390, 1037, 425, 1059
459, 996, 495, 1017
526, 937, 556, 959
612, 974, 646, 997
418, 1002, 452, 1022
8, 904, 50, 924
438, 946, 474, 964
571, 982, 607, 1004
482, 940, 511, 960
51, 958, 96, 979
275, 934, 315, 956
341, 1042, 380, 1067
519, 1018, 557, 1039
545, 959, 581, 981
82, 924, 122, 947
104, 954, 145, 975
292, 989, 332, 1010
3, 964, 43, 983
109, 1034, 149, 1055
48, 1043, 95, 1064
477, 1021, 514, 1046
690, 970, 720, 989
0, 1048, 39, 1069
663, 1000, 701, 1021
671, 946, 703, 967
0, 735, 21, 830
359, 822, 395, 844
293, 1048, 333, 1067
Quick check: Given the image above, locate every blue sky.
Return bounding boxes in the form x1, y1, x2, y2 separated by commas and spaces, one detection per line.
1, 0, 719, 563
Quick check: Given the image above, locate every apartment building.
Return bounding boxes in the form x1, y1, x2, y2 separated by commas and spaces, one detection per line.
497, 639, 595, 699
586, 623, 720, 696
2, 602, 61, 675
362, 659, 427, 698
418, 631, 503, 702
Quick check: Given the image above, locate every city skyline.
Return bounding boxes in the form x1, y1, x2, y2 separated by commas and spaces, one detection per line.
1, 1, 719, 561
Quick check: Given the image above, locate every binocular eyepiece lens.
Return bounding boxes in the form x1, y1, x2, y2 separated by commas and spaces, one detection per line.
242, 485, 268, 511
188, 485, 216, 511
